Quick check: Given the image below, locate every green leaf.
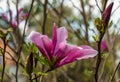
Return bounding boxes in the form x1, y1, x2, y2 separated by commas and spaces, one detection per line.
108, 21, 113, 28
0, 30, 5, 38
37, 72, 48, 76
30, 43, 38, 54
101, 53, 109, 59
35, 55, 49, 66
94, 18, 102, 31
7, 28, 13, 32
23, 44, 30, 55
84, 69, 93, 76
92, 35, 99, 42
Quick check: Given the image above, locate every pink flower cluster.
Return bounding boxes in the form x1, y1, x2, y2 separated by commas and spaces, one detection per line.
1, 8, 28, 29
28, 23, 98, 69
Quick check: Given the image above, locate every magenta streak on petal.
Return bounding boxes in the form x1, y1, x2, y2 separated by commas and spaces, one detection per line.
54, 45, 74, 67
55, 48, 80, 67
52, 23, 57, 54
55, 46, 97, 68
53, 27, 68, 57
41, 35, 53, 61
55, 44, 74, 61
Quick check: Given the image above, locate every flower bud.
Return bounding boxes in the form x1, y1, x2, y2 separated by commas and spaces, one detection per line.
1, 14, 8, 22
26, 52, 33, 75
100, 40, 108, 51
102, 2, 114, 26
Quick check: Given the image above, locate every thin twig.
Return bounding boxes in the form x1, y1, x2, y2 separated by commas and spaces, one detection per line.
40, 1, 48, 81
15, 0, 19, 81
103, 0, 108, 11
80, 0, 89, 44
58, 0, 64, 27
95, 32, 104, 82
7, 0, 12, 25
42, 0, 48, 34
111, 62, 120, 82
95, 0, 102, 13
7, 44, 17, 54
15, 0, 35, 82
1, 36, 7, 82
70, 0, 81, 13
30, 69, 50, 81
98, 29, 116, 81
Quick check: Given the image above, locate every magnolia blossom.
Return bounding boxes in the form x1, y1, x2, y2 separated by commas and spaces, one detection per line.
102, 2, 114, 26
100, 40, 108, 51
28, 24, 98, 69
1, 8, 28, 28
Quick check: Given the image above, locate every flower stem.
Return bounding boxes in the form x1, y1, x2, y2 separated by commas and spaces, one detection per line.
95, 33, 104, 82
30, 69, 51, 82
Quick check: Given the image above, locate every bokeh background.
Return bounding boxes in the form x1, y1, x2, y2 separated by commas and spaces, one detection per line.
0, 0, 120, 82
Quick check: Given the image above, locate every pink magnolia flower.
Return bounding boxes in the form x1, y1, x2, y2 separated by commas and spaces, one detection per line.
28, 24, 98, 69
100, 40, 108, 51
1, 8, 28, 29
102, 2, 114, 26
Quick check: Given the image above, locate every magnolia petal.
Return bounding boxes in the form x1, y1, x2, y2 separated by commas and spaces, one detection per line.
54, 27, 68, 55
42, 35, 53, 60
56, 46, 97, 67
52, 23, 57, 53
79, 45, 94, 49
55, 48, 80, 67
76, 47, 98, 60
28, 31, 52, 61
56, 44, 75, 61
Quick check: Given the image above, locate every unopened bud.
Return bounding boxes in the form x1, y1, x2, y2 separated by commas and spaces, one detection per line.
102, 2, 114, 26
26, 52, 33, 75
